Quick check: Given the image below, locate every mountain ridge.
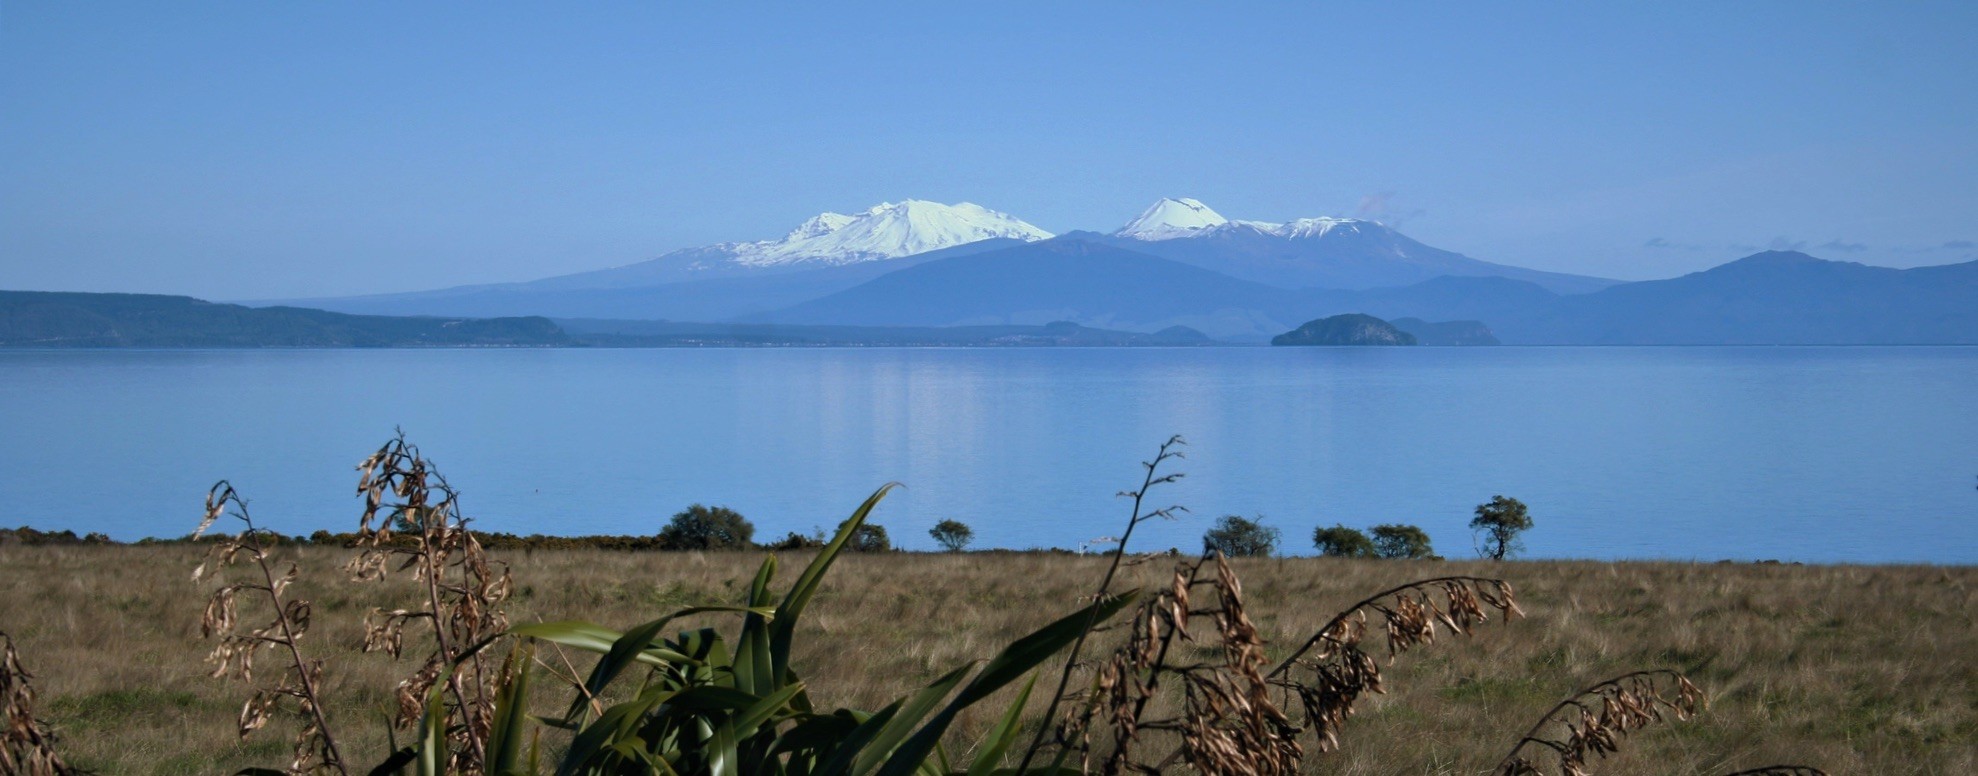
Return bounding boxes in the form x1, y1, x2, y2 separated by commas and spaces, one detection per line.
1101, 197, 1614, 294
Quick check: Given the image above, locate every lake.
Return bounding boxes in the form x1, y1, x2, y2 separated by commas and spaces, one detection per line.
1, 347, 1972, 563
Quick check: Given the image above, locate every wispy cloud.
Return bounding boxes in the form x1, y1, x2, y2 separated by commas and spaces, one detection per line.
1353, 191, 1426, 225
1767, 237, 1808, 252
1643, 237, 1703, 251
1817, 239, 1868, 253
1943, 239, 1974, 250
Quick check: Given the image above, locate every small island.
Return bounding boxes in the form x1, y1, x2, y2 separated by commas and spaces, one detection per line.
1270, 313, 1418, 346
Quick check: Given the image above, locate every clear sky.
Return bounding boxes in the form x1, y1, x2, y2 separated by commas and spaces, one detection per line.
4, 2, 1974, 298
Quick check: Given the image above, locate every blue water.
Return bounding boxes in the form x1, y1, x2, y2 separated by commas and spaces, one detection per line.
0, 347, 1972, 563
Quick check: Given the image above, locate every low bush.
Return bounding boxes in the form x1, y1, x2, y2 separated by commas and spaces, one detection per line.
656, 503, 755, 550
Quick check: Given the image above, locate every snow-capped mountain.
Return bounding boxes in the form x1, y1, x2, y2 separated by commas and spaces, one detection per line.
1116, 197, 1372, 242
1116, 197, 1232, 239
527, 200, 1052, 290
1104, 197, 1614, 293
726, 200, 1052, 269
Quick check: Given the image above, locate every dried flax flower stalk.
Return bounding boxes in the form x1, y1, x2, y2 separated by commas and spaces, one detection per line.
1020, 435, 1190, 774
1492, 669, 1707, 776
1265, 575, 1522, 753
1067, 553, 1313, 775
1718, 769, 1829, 776
343, 433, 511, 775
193, 482, 346, 775
2, 632, 79, 776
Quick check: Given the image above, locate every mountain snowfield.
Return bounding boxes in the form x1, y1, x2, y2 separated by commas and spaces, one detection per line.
1116, 197, 1368, 242
725, 200, 1052, 268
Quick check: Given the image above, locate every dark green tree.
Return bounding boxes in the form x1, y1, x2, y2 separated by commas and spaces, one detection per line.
928, 519, 974, 552
1202, 515, 1279, 558
847, 523, 891, 553
656, 504, 754, 550
1470, 495, 1534, 560
1312, 524, 1376, 558
1369, 523, 1437, 560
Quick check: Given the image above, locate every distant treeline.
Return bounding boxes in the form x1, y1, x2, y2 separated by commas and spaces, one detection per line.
2, 525, 670, 551
0, 290, 570, 347
0, 524, 1101, 554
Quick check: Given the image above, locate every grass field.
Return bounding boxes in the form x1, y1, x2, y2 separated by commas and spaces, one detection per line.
1, 545, 1971, 774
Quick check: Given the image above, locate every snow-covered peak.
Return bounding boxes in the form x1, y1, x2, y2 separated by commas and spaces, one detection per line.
1277, 217, 1365, 239
1116, 199, 1373, 242
726, 200, 1053, 268
784, 212, 855, 241
1117, 198, 1229, 239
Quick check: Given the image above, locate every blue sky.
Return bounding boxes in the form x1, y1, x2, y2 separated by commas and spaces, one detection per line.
4, 2, 1974, 298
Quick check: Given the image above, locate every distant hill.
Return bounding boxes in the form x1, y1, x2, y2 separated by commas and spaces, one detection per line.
270, 239, 1024, 321
751, 238, 1315, 335
758, 245, 1978, 345
1271, 314, 1417, 346
1499, 252, 1978, 344
0, 291, 571, 347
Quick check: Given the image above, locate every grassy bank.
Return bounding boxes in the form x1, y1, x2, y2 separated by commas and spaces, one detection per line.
1, 545, 1971, 774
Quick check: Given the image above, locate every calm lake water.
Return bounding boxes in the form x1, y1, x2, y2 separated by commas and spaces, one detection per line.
1, 347, 1973, 563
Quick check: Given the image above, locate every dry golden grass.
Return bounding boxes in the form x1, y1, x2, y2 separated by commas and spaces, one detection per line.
0, 545, 1971, 775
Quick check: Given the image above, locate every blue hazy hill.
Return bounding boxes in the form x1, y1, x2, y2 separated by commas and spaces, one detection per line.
1503, 251, 1978, 344
0, 291, 570, 347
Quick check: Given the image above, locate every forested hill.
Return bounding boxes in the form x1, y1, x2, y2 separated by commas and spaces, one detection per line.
0, 291, 571, 347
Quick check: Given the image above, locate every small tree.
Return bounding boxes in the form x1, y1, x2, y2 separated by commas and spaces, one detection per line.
847, 523, 891, 553
1369, 523, 1437, 560
657, 504, 755, 550
1470, 495, 1533, 560
929, 519, 974, 552
1202, 515, 1278, 558
1312, 524, 1375, 558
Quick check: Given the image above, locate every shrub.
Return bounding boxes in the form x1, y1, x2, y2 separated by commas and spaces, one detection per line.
1370, 523, 1437, 559
1470, 495, 1533, 560
1202, 514, 1278, 558
656, 504, 754, 550
928, 519, 974, 552
763, 531, 823, 551
1312, 524, 1376, 558
847, 522, 890, 552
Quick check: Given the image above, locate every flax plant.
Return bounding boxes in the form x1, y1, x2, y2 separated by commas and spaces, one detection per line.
193, 482, 346, 774
2, 631, 79, 776
345, 434, 514, 774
